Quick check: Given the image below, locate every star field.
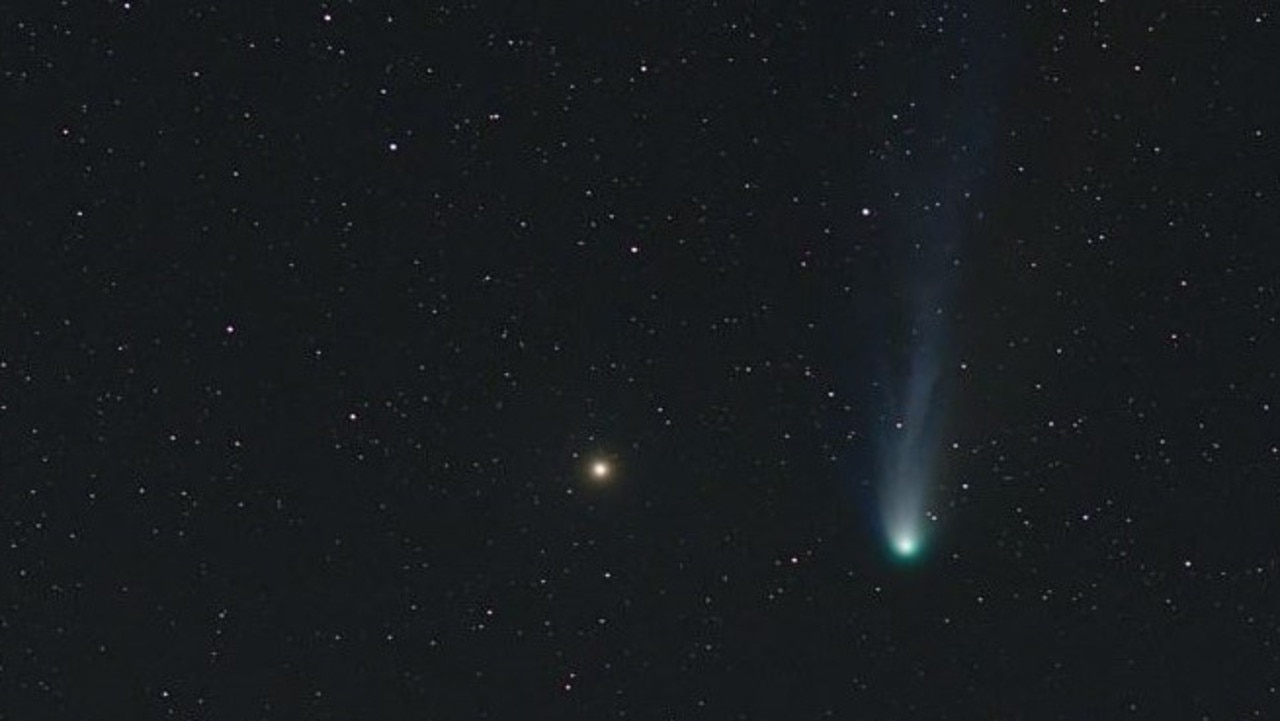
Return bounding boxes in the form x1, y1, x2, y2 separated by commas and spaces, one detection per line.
3, 2, 1280, 718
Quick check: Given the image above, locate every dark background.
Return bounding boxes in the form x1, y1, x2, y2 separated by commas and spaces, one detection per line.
3, 2, 1278, 718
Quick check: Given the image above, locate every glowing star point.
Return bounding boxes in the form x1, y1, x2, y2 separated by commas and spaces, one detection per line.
588, 459, 612, 481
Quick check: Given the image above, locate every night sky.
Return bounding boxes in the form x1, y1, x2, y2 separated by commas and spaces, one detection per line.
4, 2, 1280, 718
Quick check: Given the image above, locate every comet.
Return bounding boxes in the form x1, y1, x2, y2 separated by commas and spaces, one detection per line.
855, 2, 1016, 563
877, 304, 947, 561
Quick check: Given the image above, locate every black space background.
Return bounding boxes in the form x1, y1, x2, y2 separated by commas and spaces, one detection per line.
3, 2, 1280, 719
